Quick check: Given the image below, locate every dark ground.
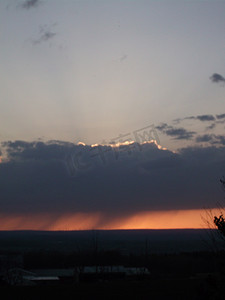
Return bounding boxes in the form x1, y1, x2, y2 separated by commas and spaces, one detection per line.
0, 229, 222, 253
1, 229, 225, 299
1, 276, 225, 300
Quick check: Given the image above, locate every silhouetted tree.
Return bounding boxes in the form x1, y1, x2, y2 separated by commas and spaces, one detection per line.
214, 215, 225, 237
214, 178, 225, 238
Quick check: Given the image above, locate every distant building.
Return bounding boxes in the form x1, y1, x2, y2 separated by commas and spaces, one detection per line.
0, 266, 151, 286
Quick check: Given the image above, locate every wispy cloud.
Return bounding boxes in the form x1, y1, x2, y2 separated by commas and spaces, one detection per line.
120, 54, 127, 62
196, 134, 214, 143
21, 0, 41, 10
185, 115, 215, 122
196, 115, 215, 121
156, 123, 196, 140
31, 25, 57, 45
196, 134, 225, 145
216, 114, 225, 120
173, 114, 217, 124
210, 73, 225, 83
205, 123, 216, 131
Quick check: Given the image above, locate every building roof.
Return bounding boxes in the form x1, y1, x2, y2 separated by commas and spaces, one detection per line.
24, 276, 59, 281
29, 269, 75, 277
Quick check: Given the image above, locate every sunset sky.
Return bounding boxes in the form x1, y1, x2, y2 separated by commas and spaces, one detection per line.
0, 0, 225, 230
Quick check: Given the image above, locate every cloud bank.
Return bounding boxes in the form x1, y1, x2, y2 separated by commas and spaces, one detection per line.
0, 140, 224, 223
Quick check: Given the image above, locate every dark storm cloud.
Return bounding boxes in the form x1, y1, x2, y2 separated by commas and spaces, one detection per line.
2, 140, 72, 160
210, 73, 225, 83
156, 123, 195, 140
21, 0, 41, 9
0, 139, 224, 219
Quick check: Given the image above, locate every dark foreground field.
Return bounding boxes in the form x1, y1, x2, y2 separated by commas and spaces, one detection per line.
1, 229, 225, 299
1, 277, 225, 300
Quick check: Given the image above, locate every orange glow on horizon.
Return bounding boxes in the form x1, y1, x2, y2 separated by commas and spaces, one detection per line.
103, 210, 209, 230
0, 212, 101, 231
0, 209, 220, 231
